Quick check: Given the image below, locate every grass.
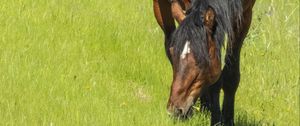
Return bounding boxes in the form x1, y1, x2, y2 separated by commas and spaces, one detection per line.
0, 0, 299, 125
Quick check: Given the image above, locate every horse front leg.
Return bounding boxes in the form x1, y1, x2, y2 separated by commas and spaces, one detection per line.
221, 1, 255, 125
200, 79, 222, 126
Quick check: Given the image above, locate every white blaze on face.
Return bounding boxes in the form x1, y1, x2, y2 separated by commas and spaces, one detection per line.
180, 41, 191, 59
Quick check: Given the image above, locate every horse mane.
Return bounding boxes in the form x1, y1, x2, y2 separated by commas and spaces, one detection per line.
170, 0, 243, 67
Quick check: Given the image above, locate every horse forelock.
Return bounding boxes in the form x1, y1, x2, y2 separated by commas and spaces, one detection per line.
170, 0, 243, 67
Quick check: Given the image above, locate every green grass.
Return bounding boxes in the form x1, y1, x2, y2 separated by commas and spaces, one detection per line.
0, 0, 299, 125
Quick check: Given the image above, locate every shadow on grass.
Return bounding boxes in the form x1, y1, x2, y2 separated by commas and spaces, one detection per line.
167, 110, 274, 126
235, 110, 274, 126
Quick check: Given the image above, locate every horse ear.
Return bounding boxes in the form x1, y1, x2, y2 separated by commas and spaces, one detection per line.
169, 47, 176, 61
204, 8, 215, 29
169, 47, 174, 57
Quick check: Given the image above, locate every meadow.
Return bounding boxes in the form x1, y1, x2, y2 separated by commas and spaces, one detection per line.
0, 0, 299, 125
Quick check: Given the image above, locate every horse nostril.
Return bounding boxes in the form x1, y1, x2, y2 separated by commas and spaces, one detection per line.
175, 108, 184, 115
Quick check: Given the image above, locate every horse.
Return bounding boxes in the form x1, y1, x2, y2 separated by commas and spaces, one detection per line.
153, 0, 255, 125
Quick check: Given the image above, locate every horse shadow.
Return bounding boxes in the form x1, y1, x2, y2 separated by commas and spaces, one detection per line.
190, 109, 274, 126
234, 110, 274, 126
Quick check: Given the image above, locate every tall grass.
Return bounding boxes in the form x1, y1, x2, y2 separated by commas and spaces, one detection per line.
0, 0, 298, 125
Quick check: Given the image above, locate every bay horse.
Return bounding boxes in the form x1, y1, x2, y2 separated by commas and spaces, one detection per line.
153, 0, 255, 125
